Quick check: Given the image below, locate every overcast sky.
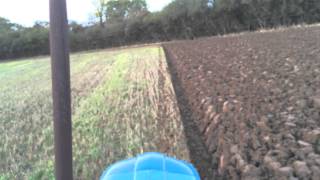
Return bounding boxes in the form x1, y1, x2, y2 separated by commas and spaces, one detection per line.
0, 0, 172, 26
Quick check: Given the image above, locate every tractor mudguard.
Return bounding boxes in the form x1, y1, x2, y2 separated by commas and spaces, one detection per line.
100, 152, 201, 180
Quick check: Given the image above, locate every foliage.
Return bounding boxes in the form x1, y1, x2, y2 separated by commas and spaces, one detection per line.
0, 22, 49, 60
1, 0, 320, 60
0, 17, 22, 34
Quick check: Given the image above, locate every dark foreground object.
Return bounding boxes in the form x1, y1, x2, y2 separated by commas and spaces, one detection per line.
164, 26, 320, 179
49, 0, 73, 179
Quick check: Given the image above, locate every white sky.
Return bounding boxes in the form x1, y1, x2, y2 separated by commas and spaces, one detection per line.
0, 0, 172, 26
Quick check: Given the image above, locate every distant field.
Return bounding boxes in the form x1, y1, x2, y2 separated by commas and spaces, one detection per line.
0, 47, 189, 179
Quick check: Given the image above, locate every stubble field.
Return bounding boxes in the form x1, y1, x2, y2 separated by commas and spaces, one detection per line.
0, 46, 189, 179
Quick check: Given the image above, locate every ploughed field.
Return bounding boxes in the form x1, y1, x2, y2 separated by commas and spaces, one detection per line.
164, 25, 320, 180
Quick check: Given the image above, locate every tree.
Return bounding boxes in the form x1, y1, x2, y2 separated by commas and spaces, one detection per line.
105, 0, 131, 23
128, 0, 147, 17
93, 0, 108, 26
2, 0, 320, 61
0, 17, 22, 34
104, 0, 147, 23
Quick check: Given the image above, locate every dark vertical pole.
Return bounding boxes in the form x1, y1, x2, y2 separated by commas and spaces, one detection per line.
49, 0, 73, 179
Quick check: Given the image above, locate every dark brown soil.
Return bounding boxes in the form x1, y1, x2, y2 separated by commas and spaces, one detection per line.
163, 26, 320, 180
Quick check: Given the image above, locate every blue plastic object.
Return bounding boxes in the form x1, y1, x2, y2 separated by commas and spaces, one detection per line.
100, 152, 201, 180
